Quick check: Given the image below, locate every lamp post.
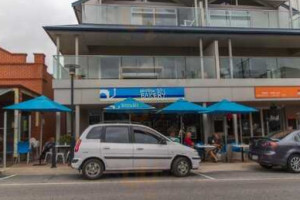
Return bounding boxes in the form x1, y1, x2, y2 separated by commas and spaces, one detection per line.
65, 64, 80, 164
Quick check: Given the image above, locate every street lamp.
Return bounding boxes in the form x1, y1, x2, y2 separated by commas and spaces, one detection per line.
65, 64, 80, 164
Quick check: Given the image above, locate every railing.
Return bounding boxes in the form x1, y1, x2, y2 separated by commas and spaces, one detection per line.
53, 55, 216, 80
207, 9, 291, 29
81, 4, 300, 29
220, 57, 300, 79
83, 4, 202, 27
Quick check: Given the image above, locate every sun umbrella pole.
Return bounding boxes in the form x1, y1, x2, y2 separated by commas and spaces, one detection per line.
39, 113, 43, 155
180, 115, 184, 144
3, 111, 7, 169
223, 115, 228, 162
239, 115, 243, 144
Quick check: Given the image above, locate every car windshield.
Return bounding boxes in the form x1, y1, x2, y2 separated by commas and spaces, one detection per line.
269, 130, 294, 140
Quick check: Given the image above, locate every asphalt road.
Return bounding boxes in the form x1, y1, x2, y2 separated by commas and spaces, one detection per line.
1, 168, 300, 200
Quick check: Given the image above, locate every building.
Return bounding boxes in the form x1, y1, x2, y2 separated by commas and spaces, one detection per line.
44, 0, 300, 144
0, 47, 55, 165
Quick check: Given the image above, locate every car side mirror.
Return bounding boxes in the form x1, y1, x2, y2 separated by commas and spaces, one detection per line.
159, 139, 167, 145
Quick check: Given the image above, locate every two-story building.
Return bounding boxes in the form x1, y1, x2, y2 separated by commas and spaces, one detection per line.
44, 0, 300, 144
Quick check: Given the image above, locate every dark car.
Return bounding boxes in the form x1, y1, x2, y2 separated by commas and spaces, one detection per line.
249, 130, 300, 173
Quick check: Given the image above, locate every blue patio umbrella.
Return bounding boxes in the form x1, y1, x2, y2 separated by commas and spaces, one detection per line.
206, 99, 258, 160
5, 95, 71, 112
159, 98, 208, 143
4, 95, 71, 156
104, 98, 156, 121
206, 99, 257, 114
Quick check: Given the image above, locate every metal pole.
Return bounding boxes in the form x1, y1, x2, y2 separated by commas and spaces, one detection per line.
39, 113, 43, 154
3, 111, 7, 169
69, 73, 75, 164
223, 115, 228, 162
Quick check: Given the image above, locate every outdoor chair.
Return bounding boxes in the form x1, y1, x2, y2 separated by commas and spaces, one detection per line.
44, 151, 65, 164
17, 141, 31, 164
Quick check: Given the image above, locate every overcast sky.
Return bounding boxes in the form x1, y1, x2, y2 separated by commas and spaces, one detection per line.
0, 0, 77, 73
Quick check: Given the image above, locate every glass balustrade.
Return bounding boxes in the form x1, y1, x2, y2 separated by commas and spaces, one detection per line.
83, 4, 202, 27
81, 4, 298, 29
53, 55, 216, 80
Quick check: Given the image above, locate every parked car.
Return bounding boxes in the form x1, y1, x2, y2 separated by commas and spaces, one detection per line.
71, 123, 200, 179
249, 130, 300, 173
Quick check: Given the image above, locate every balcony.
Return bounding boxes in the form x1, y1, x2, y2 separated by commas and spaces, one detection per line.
81, 4, 300, 29
83, 4, 202, 26
220, 57, 300, 79
53, 55, 216, 80
54, 55, 300, 80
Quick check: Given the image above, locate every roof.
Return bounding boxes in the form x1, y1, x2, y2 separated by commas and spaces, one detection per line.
43, 23, 300, 36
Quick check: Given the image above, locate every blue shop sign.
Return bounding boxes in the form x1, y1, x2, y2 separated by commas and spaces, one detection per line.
100, 87, 184, 100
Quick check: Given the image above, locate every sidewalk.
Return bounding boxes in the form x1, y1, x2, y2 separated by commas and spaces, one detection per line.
2, 161, 258, 176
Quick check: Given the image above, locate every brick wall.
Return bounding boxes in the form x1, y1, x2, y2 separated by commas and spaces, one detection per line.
0, 47, 56, 143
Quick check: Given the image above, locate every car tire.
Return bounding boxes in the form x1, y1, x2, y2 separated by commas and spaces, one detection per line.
82, 159, 104, 180
260, 163, 272, 169
288, 154, 300, 173
171, 157, 191, 177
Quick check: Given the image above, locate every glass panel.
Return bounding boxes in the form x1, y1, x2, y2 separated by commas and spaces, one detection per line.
86, 126, 102, 139
100, 57, 120, 79
133, 128, 160, 144
156, 57, 185, 79
209, 10, 228, 27
105, 127, 129, 143
186, 57, 201, 78
229, 10, 250, 27
121, 56, 155, 79
220, 57, 231, 79
131, 7, 155, 25
155, 8, 177, 26
277, 58, 300, 78
203, 57, 216, 79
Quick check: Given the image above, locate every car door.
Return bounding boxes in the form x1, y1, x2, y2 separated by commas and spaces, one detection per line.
101, 126, 134, 170
132, 126, 171, 170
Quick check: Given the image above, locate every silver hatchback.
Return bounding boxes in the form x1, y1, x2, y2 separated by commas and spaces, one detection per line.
71, 123, 200, 179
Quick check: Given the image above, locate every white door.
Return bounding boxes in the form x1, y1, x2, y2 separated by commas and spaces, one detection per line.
132, 126, 171, 170
101, 126, 133, 170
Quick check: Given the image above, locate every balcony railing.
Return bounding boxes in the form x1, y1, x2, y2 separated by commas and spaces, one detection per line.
81, 4, 300, 29
53, 55, 216, 80
220, 57, 300, 79
54, 55, 300, 80
83, 4, 202, 26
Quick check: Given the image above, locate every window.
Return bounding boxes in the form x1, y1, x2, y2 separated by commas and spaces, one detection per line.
133, 127, 160, 144
86, 126, 102, 139
294, 133, 300, 142
104, 126, 130, 143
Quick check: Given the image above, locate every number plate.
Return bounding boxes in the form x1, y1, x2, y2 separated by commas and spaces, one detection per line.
252, 155, 258, 161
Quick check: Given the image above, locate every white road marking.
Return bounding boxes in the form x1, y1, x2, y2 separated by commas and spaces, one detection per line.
1, 176, 300, 187
194, 172, 215, 180
0, 175, 17, 181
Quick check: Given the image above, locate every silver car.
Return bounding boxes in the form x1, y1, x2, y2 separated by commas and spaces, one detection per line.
71, 123, 200, 179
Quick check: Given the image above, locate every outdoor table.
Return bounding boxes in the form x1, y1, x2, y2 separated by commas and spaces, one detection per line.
195, 144, 216, 161
231, 144, 249, 162
55, 144, 70, 156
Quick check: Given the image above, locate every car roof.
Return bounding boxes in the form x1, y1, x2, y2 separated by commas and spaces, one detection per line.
88, 123, 148, 129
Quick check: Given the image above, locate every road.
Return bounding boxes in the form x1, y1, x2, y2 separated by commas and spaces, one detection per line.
1, 167, 300, 200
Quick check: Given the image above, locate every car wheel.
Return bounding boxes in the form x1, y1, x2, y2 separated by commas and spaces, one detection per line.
260, 163, 272, 169
288, 154, 300, 173
82, 159, 104, 180
171, 157, 191, 177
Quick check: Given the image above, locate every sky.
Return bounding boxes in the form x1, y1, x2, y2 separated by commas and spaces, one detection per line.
0, 0, 77, 73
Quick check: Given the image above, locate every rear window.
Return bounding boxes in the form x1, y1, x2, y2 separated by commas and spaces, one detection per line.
86, 126, 102, 139
104, 126, 130, 143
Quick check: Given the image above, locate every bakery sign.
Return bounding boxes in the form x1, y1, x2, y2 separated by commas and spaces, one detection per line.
255, 87, 300, 99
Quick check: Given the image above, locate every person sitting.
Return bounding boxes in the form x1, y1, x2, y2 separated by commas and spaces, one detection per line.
208, 133, 222, 162
39, 137, 55, 164
184, 132, 194, 148
168, 130, 180, 143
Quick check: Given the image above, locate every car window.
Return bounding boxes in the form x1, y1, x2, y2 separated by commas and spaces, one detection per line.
86, 126, 102, 139
104, 126, 130, 143
133, 127, 160, 144
270, 130, 293, 140
294, 133, 300, 142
